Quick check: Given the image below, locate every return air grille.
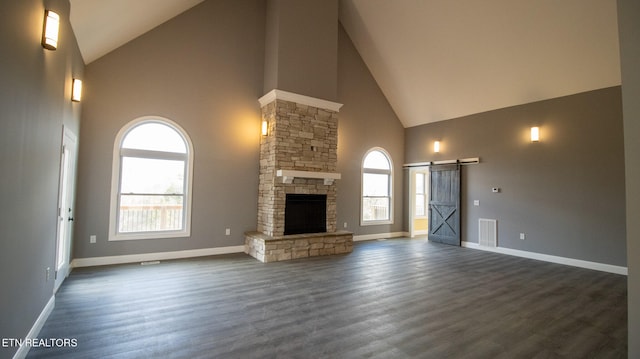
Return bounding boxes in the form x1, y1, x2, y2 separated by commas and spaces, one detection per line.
479, 218, 497, 247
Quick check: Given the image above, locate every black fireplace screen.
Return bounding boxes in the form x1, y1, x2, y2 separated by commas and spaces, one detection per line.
284, 194, 327, 235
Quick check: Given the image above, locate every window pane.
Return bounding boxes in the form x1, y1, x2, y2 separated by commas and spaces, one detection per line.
363, 197, 390, 221
416, 173, 424, 194
121, 157, 184, 194
363, 150, 390, 170
416, 194, 425, 216
363, 173, 389, 196
122, 123, 187, 153
119, 195, 184, 232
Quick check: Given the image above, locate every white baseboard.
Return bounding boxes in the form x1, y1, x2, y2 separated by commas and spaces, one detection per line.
71, 245, 246, 268
353, 232, 409, 242
411, 230, 429, 237
461, 241, 628, 275
13, 296, 55, 359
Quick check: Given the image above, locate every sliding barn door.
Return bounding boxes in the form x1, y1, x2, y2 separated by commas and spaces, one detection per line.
428, 164, 461, 246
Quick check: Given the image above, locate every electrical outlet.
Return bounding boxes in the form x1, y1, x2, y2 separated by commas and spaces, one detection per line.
46, 267, 51, 282
520, 233, 526, 240
473, 200, 480, 206
225, 228, 231, 236
90, 235, 96, 243
343, 222, 347, 228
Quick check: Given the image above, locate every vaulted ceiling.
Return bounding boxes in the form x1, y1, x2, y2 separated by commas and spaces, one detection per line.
339, 0, 621, 127
69, 0, 205, 64
69, 0, 621, 128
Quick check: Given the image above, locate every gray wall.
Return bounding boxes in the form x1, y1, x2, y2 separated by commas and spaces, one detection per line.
263, 0, 338, 101
73, 1, 402, 259
0, 0, 84, 357
405, 87, 626, 266
74, 0, 266, 258
336, 25, 405, 237
617, 0, 640, 356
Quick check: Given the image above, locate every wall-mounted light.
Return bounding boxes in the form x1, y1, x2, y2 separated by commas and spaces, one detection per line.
261, 120, 268, 136
42, 10, 60, 50
530, 127, 540, 142
72, 79, 82, 102
433, 141, 441, 153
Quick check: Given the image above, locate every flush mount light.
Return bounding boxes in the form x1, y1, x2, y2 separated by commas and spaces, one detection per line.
42, 10, 60, 50
434, 141, 441, 153
72, 79, 82, 102
530, 127, 540, 142
261, 120, 268, 136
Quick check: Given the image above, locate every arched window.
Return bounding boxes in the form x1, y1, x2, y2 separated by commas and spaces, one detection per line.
109, 117, 193, 241
361, 148, 393, 225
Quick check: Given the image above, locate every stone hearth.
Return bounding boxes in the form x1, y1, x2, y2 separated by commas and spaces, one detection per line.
245, 90, 353, 263
245, 231, 353, 263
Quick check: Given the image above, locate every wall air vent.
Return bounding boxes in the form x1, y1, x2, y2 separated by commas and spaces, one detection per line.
479, 218, 497, 247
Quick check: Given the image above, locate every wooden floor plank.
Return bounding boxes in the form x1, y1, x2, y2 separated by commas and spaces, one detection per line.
28, 238, 627, 358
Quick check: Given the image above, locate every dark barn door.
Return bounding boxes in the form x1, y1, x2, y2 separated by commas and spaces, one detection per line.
428, 164, 461, 246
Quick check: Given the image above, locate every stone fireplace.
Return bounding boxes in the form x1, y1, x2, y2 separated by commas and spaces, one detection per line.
245, 90, 353, 262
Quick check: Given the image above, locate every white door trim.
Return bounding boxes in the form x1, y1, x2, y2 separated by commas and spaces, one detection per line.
54, 126, 77, 293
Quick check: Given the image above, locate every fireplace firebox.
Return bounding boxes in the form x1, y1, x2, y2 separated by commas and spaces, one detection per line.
284, 194, 327, 235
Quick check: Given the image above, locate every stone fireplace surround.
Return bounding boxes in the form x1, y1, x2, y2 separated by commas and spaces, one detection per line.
245, 90, 354, 263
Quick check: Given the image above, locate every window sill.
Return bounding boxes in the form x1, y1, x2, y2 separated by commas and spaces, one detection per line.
360, 220, 394, 226
109, 230, 190, 241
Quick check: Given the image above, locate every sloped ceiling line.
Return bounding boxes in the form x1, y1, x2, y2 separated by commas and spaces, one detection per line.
69, 0, 621, 128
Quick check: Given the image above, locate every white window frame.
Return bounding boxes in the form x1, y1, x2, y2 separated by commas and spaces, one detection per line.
108, 116, 194, 241
361, 147, 394, 226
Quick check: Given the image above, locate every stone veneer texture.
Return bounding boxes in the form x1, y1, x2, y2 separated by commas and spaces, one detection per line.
245, 231, 353, 263
257, 99, 339, 237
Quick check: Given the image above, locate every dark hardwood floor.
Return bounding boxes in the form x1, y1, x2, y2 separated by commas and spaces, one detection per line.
28, 238, 627, 358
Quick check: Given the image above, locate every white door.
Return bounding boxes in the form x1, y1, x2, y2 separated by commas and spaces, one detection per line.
54, 127, 77, 293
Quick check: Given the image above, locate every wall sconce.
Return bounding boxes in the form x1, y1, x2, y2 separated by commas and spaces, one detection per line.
261, 120, 268, 136
42, 10, 60, 50
433, 141, 441, 153
72, 79, 82, 102
530, 127, 540, 142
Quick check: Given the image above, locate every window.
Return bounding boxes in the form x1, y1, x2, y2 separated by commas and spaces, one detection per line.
361, 148, 393, 225
109, 117, 193, 241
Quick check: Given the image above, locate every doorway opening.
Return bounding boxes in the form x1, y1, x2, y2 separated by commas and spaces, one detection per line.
409, 167, 429, 238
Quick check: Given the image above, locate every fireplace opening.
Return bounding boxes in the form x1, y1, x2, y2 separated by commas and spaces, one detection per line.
285, 194, 327, 235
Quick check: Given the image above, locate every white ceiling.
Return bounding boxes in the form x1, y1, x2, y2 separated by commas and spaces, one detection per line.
69, 0, 622, 128
69, 0, 205, 64
339, 0, 621, 127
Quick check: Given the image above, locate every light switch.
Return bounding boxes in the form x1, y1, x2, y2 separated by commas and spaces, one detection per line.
474, 200, 480, 206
